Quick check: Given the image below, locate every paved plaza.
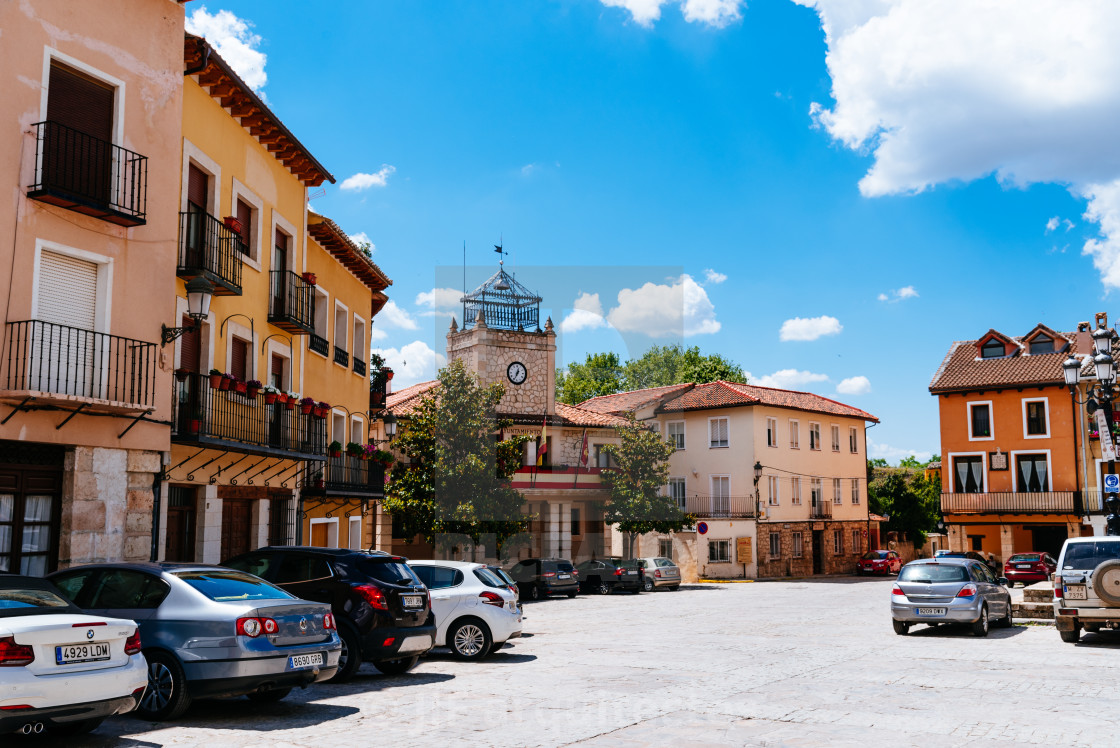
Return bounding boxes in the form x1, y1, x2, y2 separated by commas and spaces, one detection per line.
34, 578, 1120, 747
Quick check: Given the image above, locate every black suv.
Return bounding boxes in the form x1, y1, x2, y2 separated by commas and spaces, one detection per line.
577, 558, 644, 594
223, 547, 435, 681
509, 558, 579, 601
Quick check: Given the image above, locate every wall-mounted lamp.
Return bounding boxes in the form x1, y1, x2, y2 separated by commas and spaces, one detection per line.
161, 277, 214, 345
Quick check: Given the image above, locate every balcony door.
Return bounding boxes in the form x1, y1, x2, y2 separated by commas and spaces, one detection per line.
1016, 454, 1049, 492
953, 456, 985, 493
184, 164, 209, 269
34, 250, 98, 398
272, 230, 288, 315
710, 476, 730, 517
45, 62, 113, 206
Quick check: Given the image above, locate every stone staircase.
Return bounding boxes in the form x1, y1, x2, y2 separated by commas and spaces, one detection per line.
1013, 582, 1055, 620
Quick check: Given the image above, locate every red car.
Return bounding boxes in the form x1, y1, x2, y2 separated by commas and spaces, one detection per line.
857, 550, 901, 575
1003, 551, 1057, 587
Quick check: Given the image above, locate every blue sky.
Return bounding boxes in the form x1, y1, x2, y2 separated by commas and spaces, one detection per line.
186, 1, 1120, 463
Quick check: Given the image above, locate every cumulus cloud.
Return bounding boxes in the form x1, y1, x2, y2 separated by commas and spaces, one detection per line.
349, 231, 374, 251
376, 300, 418, 330
560, 292, 608, 333
415, 288, 462, 318
779, 315, 842, 342
369, 327, 388, 342
599, 0, 743, 27
704, 268, 728, 284
340, 165, 396, 191
795, 0, 1120, 288
186, 6, 267, 92
879, 285, 918, 303
836, 375, 872, 395
373, 341, 446, 388
606, 274, 720, 337
868, 436, 932, 465
749, 369, 830, 390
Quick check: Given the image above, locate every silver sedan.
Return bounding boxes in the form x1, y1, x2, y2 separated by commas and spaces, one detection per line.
890, 557, 1013, 637
635, 557, 681, 591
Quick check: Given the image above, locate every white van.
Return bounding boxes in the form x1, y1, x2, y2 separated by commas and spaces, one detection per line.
1052, 536, 1120, 642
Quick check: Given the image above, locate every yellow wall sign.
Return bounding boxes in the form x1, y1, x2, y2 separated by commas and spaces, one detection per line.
737, 536, 752, 564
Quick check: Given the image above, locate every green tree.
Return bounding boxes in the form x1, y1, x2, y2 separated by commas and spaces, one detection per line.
622, 344, 746, 390
600, 417, 693, 557
383, 359, 531, 558
868, 465, 941, 547
556, 352, 624, 404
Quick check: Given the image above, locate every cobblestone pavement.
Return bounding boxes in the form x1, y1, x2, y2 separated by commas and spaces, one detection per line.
24, 577, 1120, 747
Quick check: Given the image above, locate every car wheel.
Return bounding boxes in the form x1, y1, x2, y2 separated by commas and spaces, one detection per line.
138, 650, 192, 721
970, 605, 989, 637
892, 620, 909, 635
50, 718, 104, 736
642, 579, 654, 592
669, 585, 680, 591
449, 618, 492, 660
596, 579, 610, 595
527, 583, 542, 601
1060, 624, 1082, 643
329, 624, 364, 683
373, 655, 420, 675
246, 687, 292, 703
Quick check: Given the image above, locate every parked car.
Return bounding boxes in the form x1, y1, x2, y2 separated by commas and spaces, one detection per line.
486, 565, 519, 602
576, 559, 643, 594
858, 550, 901, 576
1003, 551, 1057, 587
635, 557, 681, 590
222, 547, 435, 681
408, 561, 521, 660
1052, 537, 1120, 643
48, 563, 340, 720
0, 574, 147, 736
937, 551, 988, 563
508, 558, 579, 601
890, 558, 1013, 637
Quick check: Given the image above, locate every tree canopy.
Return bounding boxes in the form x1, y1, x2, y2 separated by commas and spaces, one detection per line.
556, 344, 746, 404
555, 352, 624, 405
868, 462, 941, 548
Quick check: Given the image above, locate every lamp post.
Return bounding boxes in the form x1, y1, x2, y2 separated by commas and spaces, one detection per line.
753, 460, 763, 519
1064, 313, 1120, 534
161, 277, 215, 345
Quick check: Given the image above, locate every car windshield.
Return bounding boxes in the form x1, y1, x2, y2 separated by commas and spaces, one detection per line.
899, 564, 969, 583
490, 568, 514, 584
861, 551, 889, 560
1062, 542, 1120, 570
474, 568, 506, 588
174, 570, 293, 602
0, 587, 72, 611
1008, 554, 1041, 563
358, 559, 421, 586
654, 558, 674, 567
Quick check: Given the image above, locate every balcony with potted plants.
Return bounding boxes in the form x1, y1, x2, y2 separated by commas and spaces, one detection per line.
303, 442, 390, 498
176, 209, 245, 295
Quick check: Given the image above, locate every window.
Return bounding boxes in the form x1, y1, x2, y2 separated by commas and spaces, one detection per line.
766, 418, 778, 447
669, 478, 687, 511
849, 427, 858, 453
789, 420, 800, 449
809, 423, 821, 450
1029, 335, 1054, 354
980, 338, 1005, 358
411, 566, 463, 589
1016, 454, 1050, 492
1024, 399, 1049, 437
810, 478, 823, 506
769, 532, 781, 559
230, 337, 250, 381
708, 539, 730, 563
593, 444, 612, 468
832, 478, 842, 505
768, 476, 779, 506
235, 198, 253, 254
791, 477, 802, 505
831, 425, 840, 452
333, 303, 349, 365
709, 417, 729, 448
165, 485, 196, 562
969, 535, 984, 552
969, 402, 992, 439
851, 530, 861, 554
268, 497, 291, 546
43, 61, 116, 212
833, 529, 843, 555
84, 570, 169, 609
851, 479, 860, 505
792, 532, 803, 558
311, 287, 330, 355
658, 539, 673, 560
953, 456, 985, 493
667, 421, 685, 450
353, 318, 366, 373
571, 507, 581, 537
710, 476, 730, 515
274, 555, 333, 584
649, 422, 660, 434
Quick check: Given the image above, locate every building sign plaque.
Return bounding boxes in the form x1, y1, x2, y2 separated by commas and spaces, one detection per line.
988, 450, 1008, 471
736, 537, 752, 564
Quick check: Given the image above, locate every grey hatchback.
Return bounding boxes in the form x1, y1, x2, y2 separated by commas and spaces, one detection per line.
890, 558, 1013, 637
49, 563, 340, 720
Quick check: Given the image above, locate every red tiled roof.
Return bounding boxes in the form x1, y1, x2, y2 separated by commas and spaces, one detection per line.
657, 381, 878, 422
385, 383, 629, 428
577, 384, 695, 415
385, 380, 439, 416
555, 403, 632, 428
929, 329, 1086, 393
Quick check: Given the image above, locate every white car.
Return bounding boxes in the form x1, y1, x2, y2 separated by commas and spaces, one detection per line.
0, 574, 147, 736
1053, 536, 1120, 642
408, 561, 521, 660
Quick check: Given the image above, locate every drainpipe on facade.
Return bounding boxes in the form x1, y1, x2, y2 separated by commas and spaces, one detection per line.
149, 453, 168, 561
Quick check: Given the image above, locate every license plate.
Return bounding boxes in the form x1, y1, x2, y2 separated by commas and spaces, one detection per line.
558, 574, 570, 579
56, 642, 110, 665
917, 607, 946, 616
627, 570, 638, 575
288, 652, 324, 670
402, 595, 423, 608
1065, 585, 1087, 600
1016, 564, 1031, 569
397, 635, 431, 653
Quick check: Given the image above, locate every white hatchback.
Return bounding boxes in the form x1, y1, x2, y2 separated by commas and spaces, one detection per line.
408, 561, 521, 660
0, 575, 147, 736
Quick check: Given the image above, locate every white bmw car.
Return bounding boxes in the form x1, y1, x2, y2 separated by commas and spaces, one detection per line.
408, 561, 521, 660
0, 574, 147, 736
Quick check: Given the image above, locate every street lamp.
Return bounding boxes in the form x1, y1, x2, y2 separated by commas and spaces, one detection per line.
383, 412, 397, 440
753, 461, 763, 519
161, 277, 214, 345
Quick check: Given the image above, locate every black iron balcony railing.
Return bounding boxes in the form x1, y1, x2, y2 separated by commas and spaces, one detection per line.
172, 372, 325, 459
810, 501, 833, 519
268, 270, 315, 334
353, 356, 367, 376
682, 495, 756, 519
370, 377, 388, 412
940, 491, 1082, 515
333, 346, 349, 367
309, 334, 329, 357
27, 121, 147, 226
303, 455, 386, 498
3, 320, 156, 408
177, 210, 244, 295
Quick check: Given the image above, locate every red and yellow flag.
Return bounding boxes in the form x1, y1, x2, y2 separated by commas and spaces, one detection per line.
537, 417, 549, 466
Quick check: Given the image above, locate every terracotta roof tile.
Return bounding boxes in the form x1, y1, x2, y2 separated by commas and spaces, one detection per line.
657, 381, 878, 422
554, 403, 632, 428
929, 330, 1086, 393
385, 380, 439, 416
384, 384, 629, 428
576, 384, 695, 414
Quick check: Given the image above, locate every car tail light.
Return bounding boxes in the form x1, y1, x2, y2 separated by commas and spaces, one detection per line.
0, 705, 32, 711
236, 617, 277, 637
354, 584, 388, 611
323, 613, 336, 631
262, 618, 278, 634
572, 569, 579, 577
0, 637, 35, 667
655, 570, 662, 578
1054, 586, 1063, 599
891, 584, 905, 596
124, 629, 142, 655
613, 568, 623, 576
382, 637, 395, 648
542, 571, 556, 578
73, 621, 106, 627
956, 584, 978, 598
131, 686, 146, 697
479, 591, 505, 607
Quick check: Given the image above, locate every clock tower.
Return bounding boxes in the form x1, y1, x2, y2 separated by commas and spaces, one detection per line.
446, 268, 556, 417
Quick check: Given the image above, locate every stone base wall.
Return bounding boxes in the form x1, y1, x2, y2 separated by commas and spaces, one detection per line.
756, 520, 869, 578
60, 446, 161, 567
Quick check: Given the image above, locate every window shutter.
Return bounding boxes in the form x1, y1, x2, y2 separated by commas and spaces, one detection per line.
271, 354, 285, 389
180, 315, 201, 373
47, 63, 113, 141
230, 338, 248, 381
710, 420, 718, 445
719, 419, 728, 444
38, 251, 97, 328
236, 199, 252, 251
187, 164, 208, 210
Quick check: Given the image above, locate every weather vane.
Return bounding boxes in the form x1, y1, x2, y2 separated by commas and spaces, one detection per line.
494, 236, 507, 268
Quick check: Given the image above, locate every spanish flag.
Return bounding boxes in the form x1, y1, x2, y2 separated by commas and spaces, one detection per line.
537, 417, 548, 467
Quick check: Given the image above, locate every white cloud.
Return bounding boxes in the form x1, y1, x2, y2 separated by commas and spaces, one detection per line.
877, 293, 889, 301
521, 163, 537, 176
1046, 216, 1061, 233
340, 165, 396, 191
185, 7, 267, 92
415, 287, 462, 318
878, 285, 918, 303
560, 292, 608, 333
373, 341, 446, 389
836, 375, 872, 395
868, 436, 932, 465
376, 300, 418, 330
704, 268, 728, 284
606, 274, 720, 337
779, 315, 842, 342
349, 231, 374, 251
749, 369, 830, 390
599, 0, 743, 27
794, 0, 1120, 288
369, 327, 389, 342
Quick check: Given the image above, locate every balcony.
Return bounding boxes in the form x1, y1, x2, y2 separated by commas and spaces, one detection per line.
333, 346, 349, 367
511, 465, 604, 490
309, 334, 329, 357
682, 495, 756, 519
353, 357, 367, 376
268, 271, 315, 334
177, 210, 244, 295
1, 320, 156, 412
810, 502, 833, 520
303, 455, 385, 498
27, 121, 147, 227
370, 378, 388, 412
172, 372, 325, 459
940, 491, 1083, 515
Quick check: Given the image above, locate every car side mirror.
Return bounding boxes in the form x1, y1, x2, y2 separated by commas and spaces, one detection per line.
999, 577, 1010, 587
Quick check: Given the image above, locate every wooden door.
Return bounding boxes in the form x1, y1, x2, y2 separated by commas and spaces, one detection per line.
310, 522, 328, 547
45, 62, 113, 204
220, 499, 253, 560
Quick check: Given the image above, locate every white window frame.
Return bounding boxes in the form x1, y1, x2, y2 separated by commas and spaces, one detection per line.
353, 314, 367, 377
668, 477, 687, 511
41, 48, 125, 148
966, 399, 995, 442
348, 516, 362, 550
351, 415, 365, 445
791, 531, 803, 558
831, 424, 840, 452
809, 422, 821, 451
832, 478, 842, 505
311, 285, 330, 352
708, 416, 729, 449
229, 177, 264, 270
310, 517, 339, 548
948, 451, 988, 493
708, 539, 730, 563
851, 529, 861, 554
270, 210, 298, 274
767, 475, 779, 506
1010, 449, 1053, 493
1022, 397, 1051, 439
810, 478, 823, 506
658, 538, 673, 560
32, 240, 113, 333
331, 410, 348, 445
667, 421, 686, 451
766, 417, 778, 448
710, 475, 731, 514
333, 300, 350, 367
791, 477, 801, 505
224, 320, 256, 382
851, 479, 860, 505
768, 532, 781, 559
180, 139, 221, 215
849, 426, 859, 454
264, 338, 292, 392
789, 419, 800, 449
833, 529, 843, 555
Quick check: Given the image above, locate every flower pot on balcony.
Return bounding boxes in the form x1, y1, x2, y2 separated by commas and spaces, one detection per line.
175, 368, 189, 383
246, 385, 260, 399
223, 216, 244, 235
188, 418, 202, 433
263, 392, 278, 405
219, 375, 232, 391
234, 381, 247, 394
301, 272, 317, 285
300, 403, 314, 415
286, 399, 297, 410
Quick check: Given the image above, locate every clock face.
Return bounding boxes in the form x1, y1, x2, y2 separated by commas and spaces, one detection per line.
507, 361, 527, 385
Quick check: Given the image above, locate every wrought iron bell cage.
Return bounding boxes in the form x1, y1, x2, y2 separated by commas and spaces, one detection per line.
461, 268, 542, 331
